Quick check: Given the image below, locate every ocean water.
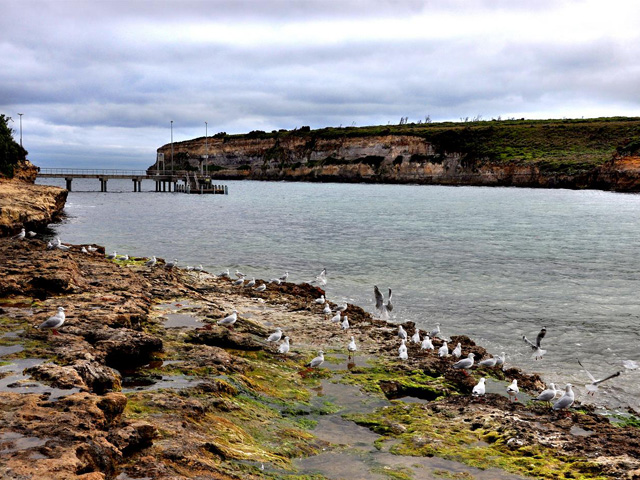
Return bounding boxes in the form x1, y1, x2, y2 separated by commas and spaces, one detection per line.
37, 178, 640, 411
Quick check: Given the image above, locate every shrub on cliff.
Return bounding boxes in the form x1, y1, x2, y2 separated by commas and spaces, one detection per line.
0, 114, 28, 178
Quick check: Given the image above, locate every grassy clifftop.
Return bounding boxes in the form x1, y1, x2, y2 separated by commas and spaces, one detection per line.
208, 116, 640, 174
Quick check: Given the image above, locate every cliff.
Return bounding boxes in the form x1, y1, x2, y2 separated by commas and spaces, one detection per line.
154, 117, 640, 191
0, 161, 67, 237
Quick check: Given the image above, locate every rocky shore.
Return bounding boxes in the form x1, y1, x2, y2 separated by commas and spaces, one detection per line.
1, 234, 640, 479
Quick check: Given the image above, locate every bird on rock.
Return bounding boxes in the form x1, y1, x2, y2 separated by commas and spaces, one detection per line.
452, 342, 462, 358
37, 307, 66, 335
267, 327, 283, 343
278, 336, 290, 355
535, 383, 558, 405
217, 310, 238, 328
472, 377, 486, 398
421, 335, 434, 350
398, 325, 407, 341
507, 379, 519, 402
452, 353, 475, 375
438, 341, 449, 358
553, 383, 575, 413
306, 351, 324, 369
411, 328, 421, 344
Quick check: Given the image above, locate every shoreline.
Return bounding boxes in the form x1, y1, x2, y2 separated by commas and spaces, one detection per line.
1, 236, 639, 479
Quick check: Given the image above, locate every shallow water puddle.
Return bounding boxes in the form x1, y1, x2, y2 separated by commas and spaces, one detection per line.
0, 358, 80, 400
0, 344, 25, 357
162, 313, 202, 329
0, 431, 50, 455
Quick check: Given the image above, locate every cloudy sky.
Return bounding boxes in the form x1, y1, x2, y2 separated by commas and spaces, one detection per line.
1, 0, 639, 169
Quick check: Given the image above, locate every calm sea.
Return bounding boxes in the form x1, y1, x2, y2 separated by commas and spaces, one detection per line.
37, 178, 640, 411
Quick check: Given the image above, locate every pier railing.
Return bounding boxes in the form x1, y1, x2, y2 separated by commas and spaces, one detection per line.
38, 168, 193, 177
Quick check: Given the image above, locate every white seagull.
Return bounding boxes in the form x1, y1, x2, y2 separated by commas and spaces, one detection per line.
306, 350, 324, 369
397, 325, 407, 341
218, 269, 231, 278
311, 268, 327, 286
254, 283, 267, 292
233, 277, 244, 286
478, 356, 499, 368
452, 353, 475, 375
27, 230, 36, 238
472, 377, 486, 397
217, 310, 238, 328
322, 304, 332, 315
421, 335, 434, 350
279, 271, 289, 282
13, 228, 26, 240
398, 339, 408, 355
522, 326, 547, 360
535, 383, 558, 404
578, 360, 621, 396
37, 307, 66, 335
430, 323, 441, 339
452, 342, 462, 358
245, 278, 256, 288
165, 259, 178, 269
399, 349, 408, 361
278, 336, 290, 354
81, 247, 88, 254
495, 352, 506, 368
267, 328, 283, 343
341, 316, 350, 330
314, 295, 325, 305
507, 379, 519, 402
374, 286, 393, 320
348, 336, 357, 357
145, 256, 157, 267
411, 328, 421, 344
438, 341, 449, 358
553, 383, 575, 412
87, 246, 98, 253
330, 312, 341, 323
235, 270, 246, 278
107, 251, 117, 260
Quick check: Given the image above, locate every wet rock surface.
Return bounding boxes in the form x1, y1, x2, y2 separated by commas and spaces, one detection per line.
1, 236, 639, 479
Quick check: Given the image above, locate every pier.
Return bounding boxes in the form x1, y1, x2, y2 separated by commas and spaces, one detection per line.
36, 168, 228, 194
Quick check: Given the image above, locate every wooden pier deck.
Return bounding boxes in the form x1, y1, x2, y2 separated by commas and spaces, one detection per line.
36, 168, 228, 194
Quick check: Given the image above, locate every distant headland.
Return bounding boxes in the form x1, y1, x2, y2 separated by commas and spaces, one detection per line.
154, 116, 640, 191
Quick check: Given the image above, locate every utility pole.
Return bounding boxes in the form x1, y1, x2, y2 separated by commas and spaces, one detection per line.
204, 121, 208, 174
17, 113, 23, 147
170, 120, 174, 172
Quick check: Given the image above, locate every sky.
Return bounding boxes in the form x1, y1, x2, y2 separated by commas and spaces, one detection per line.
1, 0, 640, 170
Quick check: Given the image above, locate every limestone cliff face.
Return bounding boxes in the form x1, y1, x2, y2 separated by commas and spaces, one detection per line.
155, 133, 633, 191
0, 162, 67, 236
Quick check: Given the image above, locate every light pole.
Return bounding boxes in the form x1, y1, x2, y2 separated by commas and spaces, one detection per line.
204, 121, 208, 174
17, 113, 23, 147
170, 120, 174, 172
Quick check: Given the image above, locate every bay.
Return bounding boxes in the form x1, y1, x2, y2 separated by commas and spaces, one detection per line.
37, 178, 640, 411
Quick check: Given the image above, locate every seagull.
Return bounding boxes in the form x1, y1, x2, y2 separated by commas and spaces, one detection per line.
330, 312, 341, 323
267, 327, 283, 343
279, 271, 289, 282
269, 278, 282, 285
306, 350, 324, 368
165, 258, 178, 269
553, 383, 575, 412
245, 278, 256, 288
254, 283, 267, 292
217, 310, 238, 328
117, 254, 129, 261
398, 339, 408, 355
233, 277, 244, 286
235, 270, 246, 278
430, 323, 441, 339
535, 383, 558, 405
87, 246, 98, 253
218, 269, 231, 278
374, 286, 393, 320
314, 295, 325, 305
107, 251, 117, 260
348, 336, 357, 357
523, 326, 547, 360
578, 360, 621, 396
56, 244, 71, 252
194, 265, 204, 273
341, 316, 350, 330
507, 379, 519, 402
37, 307, 65, 335
335, 303, 348, 313
278, 336, 290, 354
411, 328, 421, 344
81, 247, 88, 254
399, 349, 409, 361
495, 352, 506, 368
452, 353, 475, 375
311, 268, 327, 286
27, 230, 36, 238
438, 341, 449, 358
452, 342, 462, 358
322, 304, 332, 315
145, 256, 157, 267
397, 325, 407, 340
472, 377, 486, 397
478, 356, 499, 368
13, 228, 26, 240
421, 335, 434, 350
186, 266, 194, 271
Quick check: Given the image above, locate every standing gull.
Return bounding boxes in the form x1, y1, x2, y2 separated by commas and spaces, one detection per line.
438, 341, 449, 358
411, 328, 421, 344
341, 316, 350, 330
421, 335, 434, 351
306, 351, 325, 369
278, 336, 290, 355
348, 336, 357, 358
245, 278, 256, 288
452, 343, 462, 358
397, 325, 407, 341
478, 356, 498, 368
535, 383, 558, 405
218, 269, 231, 278
522, 326, 547, 360
374, 286, 393, 320
322, 304, 332, 316
507, 379, 519, 402
217, 310, 238, 328
279, 271, 289, 282
254, 283, 267, 292
165, 259, 178, 270
553, 384, 575, 412
330, 312, 341, 323
452, 353, 475, 375
37, 307, 65, 335
578, 360, 621, 396
472, 377, 486, 398
430, 323, 441, 339
314, 295, 325, 305
145, 256, 157, 267
495, 352, 506, 368
106, 251, 117, 260
13, 228, 26, 241
267, 328, 283, 343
